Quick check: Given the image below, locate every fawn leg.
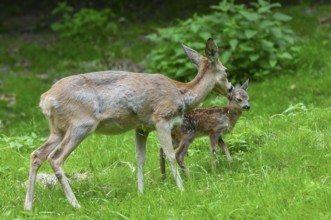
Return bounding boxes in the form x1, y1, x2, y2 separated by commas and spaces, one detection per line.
156, 120, 183, 191
175, 133, 195, 177
48, 121, 95, 209
209, 132, 221, 171
24, 131, 63, 211
160, 148, 166, 177
218, 137, 232, 161
135, 129, 149, 193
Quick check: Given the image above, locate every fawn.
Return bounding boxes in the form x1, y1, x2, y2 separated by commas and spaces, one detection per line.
160, 80, 250, 176
24, 38, 233, 210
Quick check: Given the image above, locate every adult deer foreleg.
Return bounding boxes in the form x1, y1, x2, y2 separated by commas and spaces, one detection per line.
160, 137, 179, 177
156, 120, 183, 191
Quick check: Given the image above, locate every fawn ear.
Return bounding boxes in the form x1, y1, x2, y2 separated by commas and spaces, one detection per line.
205, 38, 219, 62
181, 43, 203, 68
241, 79, 249, 91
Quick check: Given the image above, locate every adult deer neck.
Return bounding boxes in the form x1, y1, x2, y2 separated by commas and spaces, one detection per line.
171, 58, 216, 110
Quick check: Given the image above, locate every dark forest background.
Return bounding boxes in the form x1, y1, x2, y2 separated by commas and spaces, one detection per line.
1, 0, 330, 33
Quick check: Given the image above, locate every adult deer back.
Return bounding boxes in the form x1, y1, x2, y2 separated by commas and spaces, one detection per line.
40, 72, 184, 134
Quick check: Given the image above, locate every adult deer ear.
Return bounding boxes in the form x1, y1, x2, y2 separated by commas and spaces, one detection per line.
181, 43, 203, 68
205, 38, 219, 62
241, 79, 249, 91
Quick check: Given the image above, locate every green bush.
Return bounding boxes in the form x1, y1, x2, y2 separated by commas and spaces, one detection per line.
51, 2, 117, 43
0, 133, 45, 153
144, 0, 298, 82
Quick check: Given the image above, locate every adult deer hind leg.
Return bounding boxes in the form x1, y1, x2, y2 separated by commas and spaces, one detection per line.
47, 120, 96, 209
156, 119, 183, 191
24, 128, 63, 211
135, 129, 149, 193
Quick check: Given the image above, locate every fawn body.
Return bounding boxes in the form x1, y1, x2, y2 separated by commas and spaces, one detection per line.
160, 80, 250, 176
24, 38, 232, 210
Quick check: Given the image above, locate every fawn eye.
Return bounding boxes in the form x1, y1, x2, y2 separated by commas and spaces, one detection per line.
237, 98, 242, 102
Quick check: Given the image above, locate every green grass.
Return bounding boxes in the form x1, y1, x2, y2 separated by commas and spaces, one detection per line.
1, 3, 331, 220
1, 106, 331, 219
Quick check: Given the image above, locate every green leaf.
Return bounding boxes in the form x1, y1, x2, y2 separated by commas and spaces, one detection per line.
175, 68, 188, 78
249, 54, 260, 61
269, 2, 282, 8
270, 27, 282, 39
279, 52, 293, 60
211, 2, 232, 12
190, 42, 205, 50
258, 5, 271, 13
239, 43, 254, 52
260, 20, 274, 29
190, 24, 200, 33
269, 59, 277, 67
244, 30, 258, 39
283, 35, 295, 44
239, 11, 260, 21
261, 39, 274, 51
199, 32, 210, 40
229, 39, 239, 50
273, 12, 292, 22
220, 50, 232, 64
283, 28, 295, 35
290, 46, 301, 52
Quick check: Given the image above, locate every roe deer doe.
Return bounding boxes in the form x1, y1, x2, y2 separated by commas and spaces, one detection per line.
24, 38, 232, 210
160, 80, 249, 176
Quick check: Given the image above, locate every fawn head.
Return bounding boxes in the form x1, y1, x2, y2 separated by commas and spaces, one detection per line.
228, 79, 250, 111
181, 38, 232, 96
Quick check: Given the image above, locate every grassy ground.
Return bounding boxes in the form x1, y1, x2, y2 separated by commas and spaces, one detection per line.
1, 3, 331, 220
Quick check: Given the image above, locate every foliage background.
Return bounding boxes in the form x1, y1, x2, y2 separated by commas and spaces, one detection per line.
145, 0, 298, 82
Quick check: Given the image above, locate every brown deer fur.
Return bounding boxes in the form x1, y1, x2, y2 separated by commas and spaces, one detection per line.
24, 38, 232, 210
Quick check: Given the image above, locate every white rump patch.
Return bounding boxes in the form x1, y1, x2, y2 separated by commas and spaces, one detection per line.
39, 96, 59, 117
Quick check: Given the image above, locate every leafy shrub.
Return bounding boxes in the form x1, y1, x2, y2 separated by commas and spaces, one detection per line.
51, 2, 117, 43
0, 133, 45, 153
144, 0, 298, 82
271, 102, 308, 118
